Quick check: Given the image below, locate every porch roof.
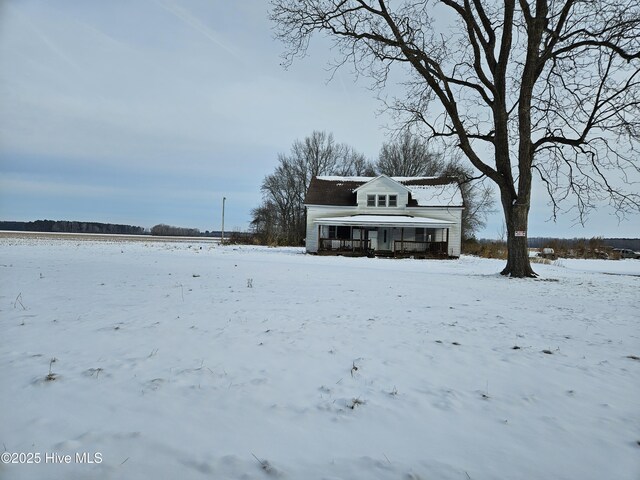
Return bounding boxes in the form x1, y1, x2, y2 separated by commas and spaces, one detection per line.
314, 214, 455, 228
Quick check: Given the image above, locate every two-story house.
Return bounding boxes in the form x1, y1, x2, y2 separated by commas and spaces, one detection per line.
304, 175, 464, 258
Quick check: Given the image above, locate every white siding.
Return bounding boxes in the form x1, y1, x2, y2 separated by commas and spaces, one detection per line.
306, 183, 462, 257
404, 207, 462, 257
306, 206, 358, 253
355, 176, 409, 210
305, 204, 463, 257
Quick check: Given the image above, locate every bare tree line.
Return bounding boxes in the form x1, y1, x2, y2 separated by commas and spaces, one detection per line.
0, 220, 145, 235
150, 224, 201, 237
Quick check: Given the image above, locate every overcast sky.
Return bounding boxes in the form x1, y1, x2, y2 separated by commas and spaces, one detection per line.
1, 0, 638, 238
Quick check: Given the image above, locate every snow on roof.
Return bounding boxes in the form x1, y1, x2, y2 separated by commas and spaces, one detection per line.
316, 176, 375, 182
407, 184, 463, 207
314, 214, 455, 227
306, 175, 463, 207
316, 175, 441, 182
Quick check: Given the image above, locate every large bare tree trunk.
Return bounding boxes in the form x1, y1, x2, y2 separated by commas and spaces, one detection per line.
500, 197, 537, 277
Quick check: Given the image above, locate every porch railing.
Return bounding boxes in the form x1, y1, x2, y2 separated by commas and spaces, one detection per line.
319, 238, 371, 252
394, 240, 448, 255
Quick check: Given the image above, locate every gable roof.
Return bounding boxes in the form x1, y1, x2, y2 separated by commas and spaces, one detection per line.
352, 174, 412, 193
305, 175, 463, 207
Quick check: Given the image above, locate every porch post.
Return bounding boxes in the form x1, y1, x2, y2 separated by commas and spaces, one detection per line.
401, 228, 404, 254
445, 228, 449, 256
350, 226, 354, 252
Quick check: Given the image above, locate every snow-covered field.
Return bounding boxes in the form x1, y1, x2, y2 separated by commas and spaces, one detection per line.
1, 236, 638, 480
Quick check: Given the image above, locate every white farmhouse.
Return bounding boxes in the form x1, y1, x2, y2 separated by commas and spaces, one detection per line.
304, 175, 464, 258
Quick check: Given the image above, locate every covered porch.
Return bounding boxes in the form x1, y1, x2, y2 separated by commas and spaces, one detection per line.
314, 215, 454, 258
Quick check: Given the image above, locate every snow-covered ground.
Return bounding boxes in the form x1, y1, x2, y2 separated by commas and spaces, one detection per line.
554, 257, 640, 276
1, 236, 638, 479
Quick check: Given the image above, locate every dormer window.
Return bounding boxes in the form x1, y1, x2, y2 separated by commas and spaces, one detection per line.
366, 194, 399, 207
354, 175, 411, 209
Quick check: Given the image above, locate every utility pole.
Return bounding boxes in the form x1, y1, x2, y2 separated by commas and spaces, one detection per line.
221, 196, 226, 245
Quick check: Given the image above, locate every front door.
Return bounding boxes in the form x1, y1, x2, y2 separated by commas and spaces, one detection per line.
378, 228, 391, 251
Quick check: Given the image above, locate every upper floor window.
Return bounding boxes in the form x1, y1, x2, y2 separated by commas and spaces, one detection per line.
366, 194, 400, 207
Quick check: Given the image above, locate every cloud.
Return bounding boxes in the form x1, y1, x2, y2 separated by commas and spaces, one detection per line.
154, 0, 245, 65
2, 1, 636, 236
0, 175, 125, 198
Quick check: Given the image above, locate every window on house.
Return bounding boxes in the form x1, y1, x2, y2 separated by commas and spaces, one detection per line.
337, 226, 351, 239
415, 228, 425, 242
327, 225, 351, 239
366, 193, 400, 207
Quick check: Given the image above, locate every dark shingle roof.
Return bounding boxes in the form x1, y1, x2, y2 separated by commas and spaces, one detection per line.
304, 177, 361, 206
304, 176, 461, 207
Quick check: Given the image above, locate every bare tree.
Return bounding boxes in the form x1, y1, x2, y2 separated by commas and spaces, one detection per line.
270, 0, 640, 277
377, 131, 445, 176
250, 201, 280, 244
260, 159, 303, 244
443, 159, 496, 241
334, 146, 377, 176
254, 131, 372, 245
376, 131, 494, 239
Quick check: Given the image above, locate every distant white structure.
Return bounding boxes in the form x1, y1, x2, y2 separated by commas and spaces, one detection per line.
304, 175, 464, 258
